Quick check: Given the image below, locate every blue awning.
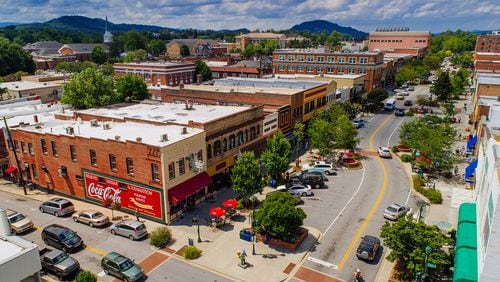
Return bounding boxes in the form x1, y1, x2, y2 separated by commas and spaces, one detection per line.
466, 135, 477, 150
464, 159, 478, 180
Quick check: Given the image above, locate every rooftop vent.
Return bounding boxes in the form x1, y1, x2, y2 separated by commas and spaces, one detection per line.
66, 126, 74, 135
103, 123, 111, 130
90, 120, 98, 127
114, 136, 120, 140
136, 137, 142, 142
160, 133, 169, 142
182, 127, 188, 134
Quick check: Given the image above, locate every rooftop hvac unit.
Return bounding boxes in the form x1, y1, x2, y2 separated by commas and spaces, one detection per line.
66, 127, 74, 135
103, 123, 111, 130
160, 134, 169, 142
90, 120, 98, 127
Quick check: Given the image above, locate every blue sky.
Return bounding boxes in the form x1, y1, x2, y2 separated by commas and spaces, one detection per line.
1, 0, 499, 32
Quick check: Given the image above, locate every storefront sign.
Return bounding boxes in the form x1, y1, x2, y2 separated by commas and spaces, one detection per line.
83, 172, 163, 220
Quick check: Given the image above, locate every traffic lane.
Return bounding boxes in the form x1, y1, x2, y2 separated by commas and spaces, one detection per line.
357, 112, 394, 149
147, 256, 234, 282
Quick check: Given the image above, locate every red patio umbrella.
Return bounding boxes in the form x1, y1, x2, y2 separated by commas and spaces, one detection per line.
209, 207, 226, 217
223, 199, 238, 209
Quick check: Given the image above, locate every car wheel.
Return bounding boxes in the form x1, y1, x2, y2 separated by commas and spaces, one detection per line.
73, 217, 78, 222
301, 192, 307, 197
315, 184, 320, 189
11, 228, 16, 235
104, 268, 109, 275
110, 229, 116, 235
325, 171, 331, 175
39, 207, 44, 213
89, 222, 94, 228
63, 247, 70, 253
129, 235, 134, 240
54, 211, 59, 217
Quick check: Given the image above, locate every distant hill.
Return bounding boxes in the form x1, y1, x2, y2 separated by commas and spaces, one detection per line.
0, 22, 22, 27
290, 20, 367, 37
469, 30, 496, 35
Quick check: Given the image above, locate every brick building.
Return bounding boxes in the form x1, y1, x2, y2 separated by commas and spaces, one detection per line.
368, 29, 431, 58
272, 48, 384, 91
58, 43, 109, 62
6, 116, 211, 224
474, 32, 500, 74
113, 62, 196, 87
0, 81, 62, 103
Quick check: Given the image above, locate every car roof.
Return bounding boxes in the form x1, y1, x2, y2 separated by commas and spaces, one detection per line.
44, 224, 71, 234
358, 235, 380, 251
118, 219, 143, 227
81, 209, 100, 215
379, 146, 390, 150
47, 197, 71, 203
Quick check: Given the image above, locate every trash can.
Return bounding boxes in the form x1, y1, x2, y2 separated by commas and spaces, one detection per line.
239, 230, 251, 242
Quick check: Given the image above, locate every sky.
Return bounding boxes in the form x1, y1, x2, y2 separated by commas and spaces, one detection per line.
1, 0, 499, 33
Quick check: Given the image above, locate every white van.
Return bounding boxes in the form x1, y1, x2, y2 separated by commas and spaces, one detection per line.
384, 99, 396, 111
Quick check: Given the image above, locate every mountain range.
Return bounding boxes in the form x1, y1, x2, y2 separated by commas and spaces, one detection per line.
0, 16, 366, 37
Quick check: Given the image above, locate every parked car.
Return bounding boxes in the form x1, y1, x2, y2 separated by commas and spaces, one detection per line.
402, 91, 410, 96
39, 198, 74, 217
408, 86, 415, 91
356, 235, 381, 261
302, 162, 336, 175
72, 210, 109, 227
383, 203, 410, 220
110, 220, 148, 240
352, 118, 366, 129
101, 252, 145, 282
40, 248, 80, 279
277, 182, 313, 197
396, 93, 405, 100
289, 173, 324, 189
6, 209, 34, 234
378, 146, 392, 158
404, 100, 413, 106
295, 171, 329, 181
395, 108, 405, 117
41, 224, 83, 253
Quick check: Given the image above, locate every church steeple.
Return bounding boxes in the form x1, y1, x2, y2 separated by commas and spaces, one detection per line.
103, 16, 113, 44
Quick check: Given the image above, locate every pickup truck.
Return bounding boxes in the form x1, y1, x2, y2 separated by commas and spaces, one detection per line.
39, 248, 80, 279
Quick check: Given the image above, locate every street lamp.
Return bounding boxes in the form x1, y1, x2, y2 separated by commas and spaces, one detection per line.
192, 216, 201, 243
251, 196, 257, 255
424, 245, 432, 280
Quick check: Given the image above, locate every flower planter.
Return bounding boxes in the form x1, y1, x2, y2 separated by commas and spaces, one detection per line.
254, 227, 308, 251
396, 144, 412, 152
343, 158, 361, 168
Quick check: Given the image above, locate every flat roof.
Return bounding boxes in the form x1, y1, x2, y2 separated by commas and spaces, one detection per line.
274, 48, 380, 55
180, 84, 301, 96
477, 75, 500, 85
0, 235, 39, 265
369, 31, 430, 36
214, 77, 326, 90
18, 119, 204, 147
275, 74, 364, 80
0, 81, 60, 91
114, 61, 195, 68
77, 102, 253, 125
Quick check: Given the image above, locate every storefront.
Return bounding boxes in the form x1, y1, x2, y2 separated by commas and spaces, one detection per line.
167, 172, 213, 222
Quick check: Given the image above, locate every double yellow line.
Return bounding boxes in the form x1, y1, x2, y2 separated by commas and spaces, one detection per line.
336, 114, 392, 270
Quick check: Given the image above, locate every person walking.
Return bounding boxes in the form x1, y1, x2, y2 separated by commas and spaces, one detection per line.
135, 209, 140, 221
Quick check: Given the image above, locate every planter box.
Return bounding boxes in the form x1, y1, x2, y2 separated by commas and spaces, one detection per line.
396, 144, 412, 152
254, 227, 308, 251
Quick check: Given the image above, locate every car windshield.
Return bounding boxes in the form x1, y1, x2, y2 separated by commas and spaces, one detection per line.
387, 206, 398, 213
53, 252, 69, 264
91, 212, 104, 219
9, 213, 25, 223
136, 224, 145, 231
59, 230, 76, 241
119, 258, 134, 271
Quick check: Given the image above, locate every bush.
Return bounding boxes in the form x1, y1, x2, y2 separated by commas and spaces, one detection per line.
412, 175, 425, 190
405, 111, 415, 116
183, 246, 202, 260
400, 154, 413, 162
391, 146, 399, 153
424, 189, 443, 204
150, 227, 172, 248
76, 271, 97, 282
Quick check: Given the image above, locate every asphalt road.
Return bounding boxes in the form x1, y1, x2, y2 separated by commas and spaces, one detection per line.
298, 85, 430, 281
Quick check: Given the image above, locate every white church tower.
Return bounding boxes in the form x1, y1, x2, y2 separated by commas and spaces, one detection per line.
103, 16, 113, 44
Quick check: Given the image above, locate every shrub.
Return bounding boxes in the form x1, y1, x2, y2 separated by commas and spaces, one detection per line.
183, 246, 202, 259
352, 154, 361, 160
412, 175, 425, 190
405, 111, 415, 116
400, 154, 413, 162
391, 146, 399, 153
76, 270, 97, 282
424, 189, 443, 204
150, 227, 172, 248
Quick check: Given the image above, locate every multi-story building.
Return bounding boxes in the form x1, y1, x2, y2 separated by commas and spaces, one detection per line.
166, 39, 220, 59
113, 62, 196, 87
209, 59, 273, 79
471, 74, 500, 130
272, 48, 384, 91
474, 32, 500, 74
0, 81, 62, 102
236, 32, 287, 50
368, 28, 431, 58
6, 115, 210, 224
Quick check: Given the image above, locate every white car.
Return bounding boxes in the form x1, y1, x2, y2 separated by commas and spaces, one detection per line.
383, 203, 410, 220
378, 146, 392, 158
277, 183, 313, 197
302, 162, 336, 175
396, 93, 405, 100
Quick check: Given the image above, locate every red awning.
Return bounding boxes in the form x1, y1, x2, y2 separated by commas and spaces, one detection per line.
168, 172, 213, 203
4, 167, 17, 174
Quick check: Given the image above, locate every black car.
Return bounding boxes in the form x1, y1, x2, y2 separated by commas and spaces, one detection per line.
356, 235, 381, 261
289, 173, 325, 189
41, 224, 83, 253
295, 171, 330, 181
404, 100, 413, 106
395, 108, 405, 116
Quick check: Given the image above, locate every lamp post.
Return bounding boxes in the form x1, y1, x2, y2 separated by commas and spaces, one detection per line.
192, 216, 201, 243
251, 196, 257, 255
423, 245, 432, 280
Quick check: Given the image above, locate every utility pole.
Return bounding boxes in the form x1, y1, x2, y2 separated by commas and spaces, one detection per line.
3, 116, 27, 195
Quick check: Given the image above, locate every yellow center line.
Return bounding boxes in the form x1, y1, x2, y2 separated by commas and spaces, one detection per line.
337, 114, 392, 270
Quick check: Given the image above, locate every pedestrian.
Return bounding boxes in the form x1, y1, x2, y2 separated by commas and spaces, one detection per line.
454, 165, 459, 176
455, 148, 460, 155
135, 209, 140, 221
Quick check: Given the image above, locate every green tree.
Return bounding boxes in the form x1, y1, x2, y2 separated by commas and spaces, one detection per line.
115, 74, 150, 101
363, 88, 389, 112
0, 37, 36, 76
75, 270, 97, 282
325, 31, 342, 48
231, 151, 265, 198
148, 39, 166, 57
260, 131, 291, 182
241, 44, 255, 59
451, 74, 464, 97
430, 72, 452, 101
293, 122, 305, 159
423, 55, 441, 70
61, 68, 118, 109
381, 216, 451, 281
100, 63, 114, 76
123, 30, 147, 51
254, 191, 306, 241
194, 60, 212, 81
340, 101, 361, 120
91, 45, 107, 65
180, 45, 190, 57
123, 49, 148, 62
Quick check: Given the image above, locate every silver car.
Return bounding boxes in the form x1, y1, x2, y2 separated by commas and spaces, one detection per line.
110, 220, 148, 240
39, 198, 74, 217
72, 210, 109, 227
383, 203, 410, 220
6, 209, 34, 234
277, 182, 313, 197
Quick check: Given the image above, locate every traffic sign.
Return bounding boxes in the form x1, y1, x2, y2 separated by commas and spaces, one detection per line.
427, 262, 437, 269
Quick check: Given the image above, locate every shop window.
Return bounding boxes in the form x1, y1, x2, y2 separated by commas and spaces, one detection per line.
51, 141, 58, 157
109, 154, 117, 172
28, 143, 34, 155
70, 145, 77, 161
41, 139, 47, 154
152, 163, 160, 182
178, 158, 185, 175
126, 158, 134, 175
90, 150, 97, 166
214, 140, 221, 156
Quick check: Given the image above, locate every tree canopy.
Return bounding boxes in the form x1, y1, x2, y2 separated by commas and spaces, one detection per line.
61, 68, 119, 109
194, 60, 212, 81
363, 88, 389, 112
115, 74, 150, 101
148, 39, 166, 57
180, 45, 190, 57
254, 191, 306, 241
260, 131, 291, 182
0, 37, 36, 77
230, 151, 265, 198
430, 72, 452, 101
381, 216, 451, 281
123, 30, 147, 51
55, 61, 97, 73
91, 45, 107, 65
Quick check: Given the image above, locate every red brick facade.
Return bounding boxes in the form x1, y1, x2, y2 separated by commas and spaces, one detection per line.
114, 62, 196, 87
368, 31, 430, 58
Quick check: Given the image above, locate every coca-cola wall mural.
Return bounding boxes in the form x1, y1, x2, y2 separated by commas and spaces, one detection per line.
83, 170, 164, 221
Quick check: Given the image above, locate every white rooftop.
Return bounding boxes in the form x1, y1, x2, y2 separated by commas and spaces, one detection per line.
114, 61, 194, 68
0, 235, 39, 265
19, 119, 204, 147
0, 81, 60, 91
477, 74, 500, 85
276, 74, 364, 80
75, 102, 253, 125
